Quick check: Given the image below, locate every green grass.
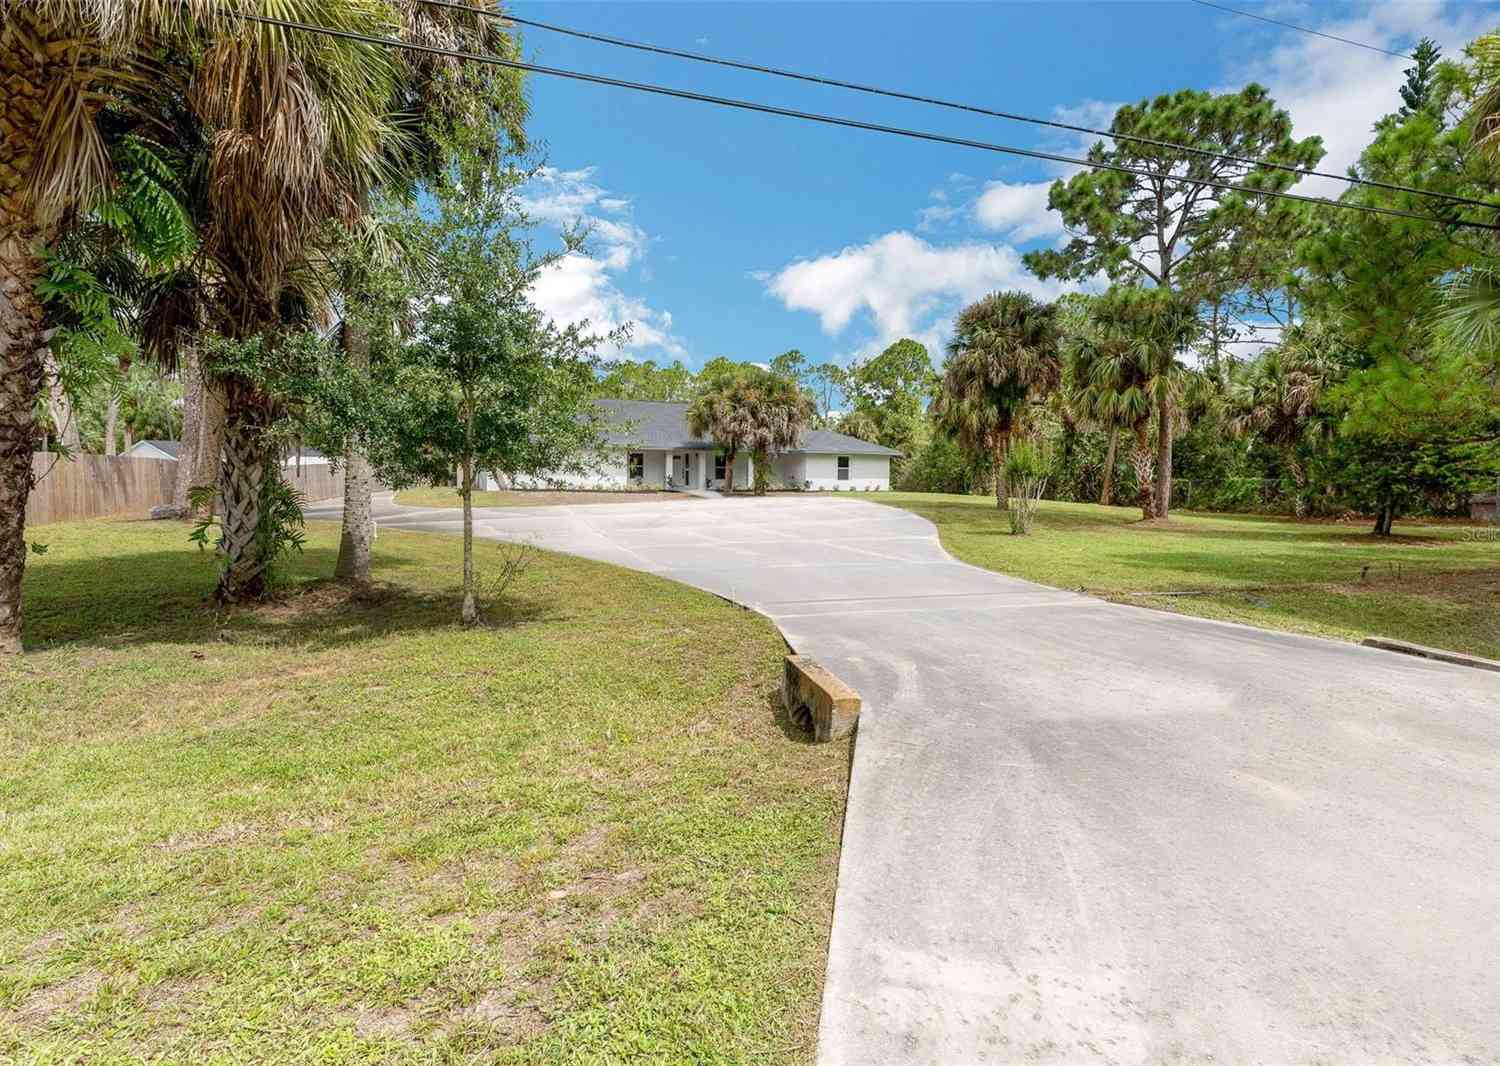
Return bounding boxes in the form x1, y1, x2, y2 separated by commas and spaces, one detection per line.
394, 488, 686, 508
881, 492, 1500, 659
1, 519, 848, 1064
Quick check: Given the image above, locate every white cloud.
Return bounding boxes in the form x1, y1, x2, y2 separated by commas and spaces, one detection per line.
917, 202, 965, 230
1221, 0, 1496, 196
530, 254, 683, 358
973, 180, 1062, 242
764, 231, 1071, 353
518, 166, 687, 360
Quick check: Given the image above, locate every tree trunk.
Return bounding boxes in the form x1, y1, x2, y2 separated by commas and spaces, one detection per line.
103, 394, 118, 455
992, 438, 1009, 511
1154, 402, 1173, 519
1131, 420, 1155, 521
215, 403, 272, 603
1286, 450, 1308, 519
335, 321, 373, 582
173, 348, 204, 513
122, 422, 133, 450
190, 373, 224, 518
2, 6, 97, 651
1373, 501, 1394, 537
722, 448, 736, 495
1099, 425, 1119, 506
45, 362, 80, 451
461, 398, 477, 625
0, 236, 46, 655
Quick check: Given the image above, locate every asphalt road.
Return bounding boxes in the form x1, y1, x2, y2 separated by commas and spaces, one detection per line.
309, 493, 1500, 1065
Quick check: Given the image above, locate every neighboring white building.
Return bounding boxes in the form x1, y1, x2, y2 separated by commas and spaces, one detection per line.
124, 440, 331, 468
501, 399, 901, 492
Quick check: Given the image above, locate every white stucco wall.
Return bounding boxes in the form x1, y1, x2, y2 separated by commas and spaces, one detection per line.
801, 452, 889, 491
495, 448, 889, 492
768, 454, 806, 489
502, 452, 632, 490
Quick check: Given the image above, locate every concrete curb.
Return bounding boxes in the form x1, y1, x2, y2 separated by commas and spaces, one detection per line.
782, 655, 862, 742
1360, 637, 1500, 673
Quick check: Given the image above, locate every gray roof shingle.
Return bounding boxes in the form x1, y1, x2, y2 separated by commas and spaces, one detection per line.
136, 440, 181, 458
593, 399, 902, 456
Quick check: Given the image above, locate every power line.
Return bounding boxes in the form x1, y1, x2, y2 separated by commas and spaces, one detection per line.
415, 0, 1495, 213
245, 13, 1500, 233
1187, 0, 1412, 60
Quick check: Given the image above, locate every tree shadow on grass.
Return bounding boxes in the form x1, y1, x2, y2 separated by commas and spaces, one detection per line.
1093, 547, 1490, 593
20, 542, 556, 654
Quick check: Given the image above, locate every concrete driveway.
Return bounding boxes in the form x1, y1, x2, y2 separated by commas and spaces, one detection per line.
311, 493, 1500, 1064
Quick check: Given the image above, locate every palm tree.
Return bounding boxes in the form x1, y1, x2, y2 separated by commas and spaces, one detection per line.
1062, 376, 1125, 506
1, 0, 239, 649
2, 0, 533, 639
836, 409, 880, 444
932, 291, 1060, 510
688, 368, 813, 495
1229, 328, 1331, 518
1066, 289, 1196, 520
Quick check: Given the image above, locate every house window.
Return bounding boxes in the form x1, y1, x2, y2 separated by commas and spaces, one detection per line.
628, 452, 644, 481
714, 453, 727, 481
837, 456, 850, 481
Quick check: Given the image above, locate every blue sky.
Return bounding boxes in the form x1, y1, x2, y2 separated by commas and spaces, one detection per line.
511, 0, 1500, 370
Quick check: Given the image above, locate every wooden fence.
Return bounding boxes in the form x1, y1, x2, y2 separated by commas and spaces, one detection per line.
26, 453, 345, 526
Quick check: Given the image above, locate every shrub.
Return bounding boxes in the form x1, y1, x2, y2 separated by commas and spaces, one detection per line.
1004, 440, 1052, 534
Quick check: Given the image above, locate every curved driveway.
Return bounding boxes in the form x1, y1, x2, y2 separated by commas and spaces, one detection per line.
310, 493, 1500, 1064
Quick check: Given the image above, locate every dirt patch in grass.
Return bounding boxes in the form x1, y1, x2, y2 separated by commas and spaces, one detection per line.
13, 971, 105, 1025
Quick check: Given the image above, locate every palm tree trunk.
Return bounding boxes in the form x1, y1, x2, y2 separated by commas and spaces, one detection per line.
215, 401, 272, 603
192, 372, 224, 518
1286, 450, 1308, 518
992, 438, 1009, 511
723, 448, 736, 494
1154, 402, 1173, 519
1131, 420, 1155, 521
2, 3, 78, 649
0, 245, 45, 655
335, 321, 373, 582
1099, 425, 1119, 506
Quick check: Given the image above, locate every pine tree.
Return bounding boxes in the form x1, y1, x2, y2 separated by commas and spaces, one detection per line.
1398, 39, 1442, 122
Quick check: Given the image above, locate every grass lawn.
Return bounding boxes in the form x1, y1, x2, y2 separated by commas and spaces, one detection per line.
881, 493, 1500, 660
2, 519, 848, 1064
393, 487, 686, 508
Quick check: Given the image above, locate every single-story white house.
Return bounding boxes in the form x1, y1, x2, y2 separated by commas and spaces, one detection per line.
125, 440, 331, 468
500, 399, 901, 492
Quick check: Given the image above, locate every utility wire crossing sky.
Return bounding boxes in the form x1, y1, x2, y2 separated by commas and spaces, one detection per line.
408, 0, 1488, 211
250, 11, 1500, 233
